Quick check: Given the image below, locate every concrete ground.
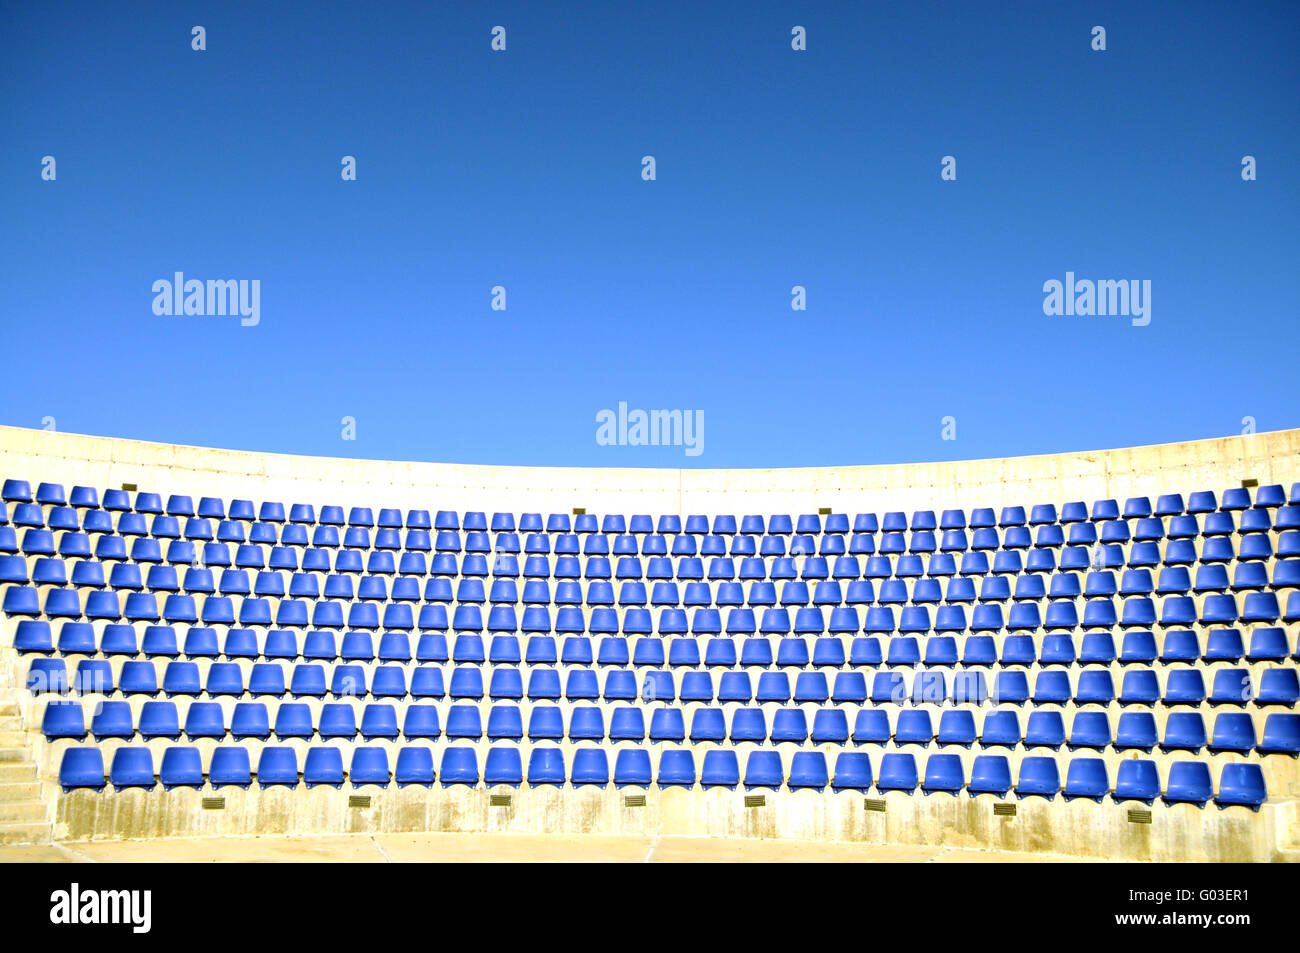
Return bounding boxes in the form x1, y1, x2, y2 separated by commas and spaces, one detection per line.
0, 833, 1115, 863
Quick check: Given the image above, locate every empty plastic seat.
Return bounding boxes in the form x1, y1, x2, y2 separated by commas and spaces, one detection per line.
894, 710, 933, 746
183, 702, 226, 739
316, 704, 357, 740
1258, 713, 1300, 755
42, 702, 86, 739
231, 702, 271, 739
742, 750, 783, 790
440, 747, 480, 786
876, 753, 919, 792
158, 747, 204, 790
89, 701, 134, 738
1112, 759, 1160, 805
1163, 761, 1213, 807
613, 749, 652, 787
1215, 763, 1266, 811
921, 754, 964, 795
1210, 669, 1253, 706
979, 710, 1020, 748
59, 748, 106, 791
1014, 756, 1060, 800
1208, 712, 1257, 753
657, 750, 696, 788
786, 751, 827, 790
300, 747, 344, 788
110, 747, 156, 790
514, 746, 562, 788
1161, 712, 1207, 752
1163, 669, 1206, 705
967, 755, 1012, 797
1062, 758, 1109, 802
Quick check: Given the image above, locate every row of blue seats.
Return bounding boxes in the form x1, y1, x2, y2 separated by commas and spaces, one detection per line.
9, 524, 1300, 569
15, 621, 1297, 665
39, 698, 1300, 754
8, 477, 1293, 524
10, 538, 1300, 590
8, 510, 1299, 551
54, 744, 1270, 807
10, 535, 1300, 579
21, 656, 1299, 706
8, 587, 1299, 629
9, 558, 1300, 599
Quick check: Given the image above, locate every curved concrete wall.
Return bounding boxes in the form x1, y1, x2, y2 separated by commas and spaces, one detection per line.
2, 425, 1296, 516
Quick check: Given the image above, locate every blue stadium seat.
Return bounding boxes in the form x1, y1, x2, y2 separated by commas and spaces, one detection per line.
1024, 710, 1065, 749
527, 747, 566, 787
1014, 756, 1060, 800
1163, 761, 1213, 807
274, 703, 314, 739
231, 702, 271, 739
440, 747, 480, 786
979, 710, 1020, 748
59, 748, 106, 791
571, 748, 610, 788
1118, 712, 1159, 754
1208, 712, 1256, 753
394, 748, 436, 787
614, 749, 652, 788
1258, 713, 1300, 755
921, 754, 964, 795
1215, 763, 1266, 811
1161, 712, 1207, 752
876, 753, 919, 792
484, 747, 523, 787
1063, 758, 1109, 802
160, 747, 205, 790
1112, 760, 1160, 805
110, 747, 156, 790
967, 755, 1012, 797
742, 751, 783, 790
42, 702, 86, 739
657, 750, 696, 788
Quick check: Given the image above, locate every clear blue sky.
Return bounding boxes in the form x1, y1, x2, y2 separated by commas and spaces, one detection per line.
3, 1, 1297, 469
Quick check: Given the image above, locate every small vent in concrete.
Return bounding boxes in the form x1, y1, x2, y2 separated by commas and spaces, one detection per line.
201, 797, 225, 810
863, 798, 887, 813
1241, 478, 1258, 489
623, 794, 646, 808
489, 794, 512, 807
348, 795, 371, 809
993, 802, 1017, 817
744, 794, 766, 808
120, 483, 138, 492
1127, 809, 1153, 825
818, 507, 832, 516
572, 507, 586, 516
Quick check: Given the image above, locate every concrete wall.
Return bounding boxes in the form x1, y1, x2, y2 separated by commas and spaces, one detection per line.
51, 782, 1296, 863
2, 424, 1296, 517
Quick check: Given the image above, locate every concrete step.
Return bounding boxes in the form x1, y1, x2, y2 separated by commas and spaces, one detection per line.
0, 763, 37, 783
0, 704, 20, 717
0, 748, 29, 763
0, 716, 23, 731
0, 821, 51, 846
0, 762, 37, 783
0, 781, 41, 801
0, 730, 27, 746
0, 800, 47, 823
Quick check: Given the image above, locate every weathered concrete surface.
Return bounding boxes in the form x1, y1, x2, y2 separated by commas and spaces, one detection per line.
1, 425, 1295, 516
42, 783, 1296, 862
0, 831, 1115, 863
